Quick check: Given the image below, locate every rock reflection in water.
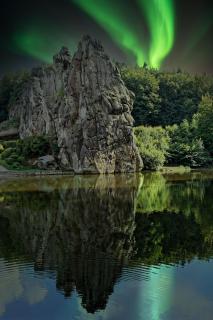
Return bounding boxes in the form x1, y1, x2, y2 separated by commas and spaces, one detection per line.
0, 174, 141, 313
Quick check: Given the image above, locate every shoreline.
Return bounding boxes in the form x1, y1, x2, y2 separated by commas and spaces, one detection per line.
1, 166, 213, 179
0, 169, 75, 178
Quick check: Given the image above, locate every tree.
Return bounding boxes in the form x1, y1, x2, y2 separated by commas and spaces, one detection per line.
134, 126, 170, 170
121, 67, 161, 126
196, 95, 213, 155
166, 119, 211, 167
121, 67, 213, 127
157, 72, 207, 125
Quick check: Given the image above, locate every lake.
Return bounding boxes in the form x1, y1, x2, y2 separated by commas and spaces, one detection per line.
0, 170, 212, 320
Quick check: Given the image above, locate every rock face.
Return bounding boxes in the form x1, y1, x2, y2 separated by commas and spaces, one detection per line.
10, 35, 142, 173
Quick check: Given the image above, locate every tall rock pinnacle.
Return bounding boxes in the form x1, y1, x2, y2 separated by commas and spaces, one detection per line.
10, 35, 143, 173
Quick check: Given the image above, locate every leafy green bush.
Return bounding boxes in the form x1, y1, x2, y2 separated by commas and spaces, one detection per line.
134, 126, 170, 170
166, 120, 212, 167
0, 147, 25, 169
0, 136, 51, 170
0, 147, 14, 159
16, 136, 51, 158
1, 140, 17, 149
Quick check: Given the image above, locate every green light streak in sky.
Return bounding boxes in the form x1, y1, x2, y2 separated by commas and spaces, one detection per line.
12, 1, 176, 69
13, 27, 75, 64
138, 0, 175, 68
72, 0, 146, 66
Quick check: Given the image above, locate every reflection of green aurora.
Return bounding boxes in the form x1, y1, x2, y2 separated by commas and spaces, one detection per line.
138, 265, 174, 320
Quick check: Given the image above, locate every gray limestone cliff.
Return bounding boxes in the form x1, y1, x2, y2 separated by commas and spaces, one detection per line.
10, 35, 142, 173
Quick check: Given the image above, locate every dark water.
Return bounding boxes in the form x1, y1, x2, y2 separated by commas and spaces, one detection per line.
0, 170, 212, 320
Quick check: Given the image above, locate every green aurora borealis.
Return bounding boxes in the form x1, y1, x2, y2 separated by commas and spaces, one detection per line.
138, 0, 175, 69
73, 0, 175, 68
13, 0, 175, 68
4, 0, 212, 72
72, 0, 147, 67
13, 26, 76, 64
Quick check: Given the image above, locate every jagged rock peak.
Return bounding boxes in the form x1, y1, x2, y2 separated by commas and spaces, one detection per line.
53, 46, 72, 68
79, 34, 105, 52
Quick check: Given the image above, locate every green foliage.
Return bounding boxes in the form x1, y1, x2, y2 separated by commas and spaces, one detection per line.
16, 136, 50, 158
166, 119, 212, 167
134, 126, 170, 170
1, 140, 17, 149
196, 95, 213, 155
121, 66, 213, 126
157, 72, 210, 125
0, 147, 25, 169
122, 67, 161, 126
0, 136, 51, 170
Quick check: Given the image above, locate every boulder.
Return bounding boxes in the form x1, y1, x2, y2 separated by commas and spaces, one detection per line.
0, 165, 8, 172
33, 155, 57, 170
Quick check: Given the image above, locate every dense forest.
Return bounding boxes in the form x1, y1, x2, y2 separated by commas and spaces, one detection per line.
121, 66, 213, 169
0, 67, 213, 170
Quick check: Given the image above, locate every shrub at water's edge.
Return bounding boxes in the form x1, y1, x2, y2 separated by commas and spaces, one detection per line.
134, 126, 170, 170
166, 118, 212, 168
0, 136, 51, 170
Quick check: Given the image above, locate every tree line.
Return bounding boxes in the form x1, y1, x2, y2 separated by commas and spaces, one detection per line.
122, 66, 213, 169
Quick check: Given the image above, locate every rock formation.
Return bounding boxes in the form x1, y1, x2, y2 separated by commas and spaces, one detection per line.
10, 35, 142, 173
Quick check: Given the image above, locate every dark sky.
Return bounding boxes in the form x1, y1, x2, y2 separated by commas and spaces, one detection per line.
0, 0, 212, 75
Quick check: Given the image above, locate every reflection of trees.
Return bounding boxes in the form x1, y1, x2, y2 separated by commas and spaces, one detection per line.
0, 172, 213, 312
135, 171, 213, 264
136, 172, 213, 223
136, 173, 169, 213
134, 211, 208, 264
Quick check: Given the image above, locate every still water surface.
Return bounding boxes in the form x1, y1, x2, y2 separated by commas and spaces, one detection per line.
0, 170, 212, 320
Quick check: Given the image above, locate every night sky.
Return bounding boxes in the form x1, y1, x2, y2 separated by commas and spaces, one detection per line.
0, 0, 212, 75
